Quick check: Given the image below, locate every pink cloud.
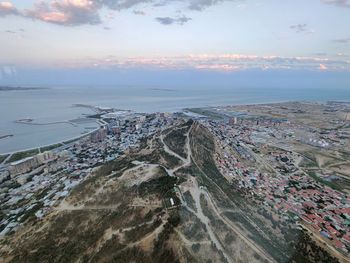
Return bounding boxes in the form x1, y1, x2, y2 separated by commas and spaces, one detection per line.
0, 1, 19, 16
319, 63, 328, 70
195, 64, 240, 71
48, 54, 350, 72
26, 0, 102, 26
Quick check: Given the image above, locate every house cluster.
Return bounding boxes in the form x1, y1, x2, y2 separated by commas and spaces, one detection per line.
0, 111, 175, 236
201, 116, 350, 255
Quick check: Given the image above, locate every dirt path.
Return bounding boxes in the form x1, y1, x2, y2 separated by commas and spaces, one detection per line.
160, 128, 192, 176
160, 133, 187, 164
121, 221, 166, 251
55, 200, 120, 211
189, 178, 233, 263
174, 228, 211, 246
202, 188, 277, 263
161, 125, 234, 263
188, 125, 277, 263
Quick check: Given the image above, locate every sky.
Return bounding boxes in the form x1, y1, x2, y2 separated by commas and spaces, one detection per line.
0, 0, 350, 86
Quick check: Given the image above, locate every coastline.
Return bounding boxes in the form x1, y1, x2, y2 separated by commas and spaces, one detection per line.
1, 99, 349, 157
0, 124, 100, 157
14, 119, 78, 127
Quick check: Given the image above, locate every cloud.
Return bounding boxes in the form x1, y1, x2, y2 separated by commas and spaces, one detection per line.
103, 0, 234, 11
156, 15, 191, 25
133, 9, 146, 15
26, 0, 102, 26
55, 54, 350, 72
101, 0, 152, 10
290, 24, 307, 33
319, 63, 328, 70
187, 0, 227, 11
21, 1, 155, 26
155, 17, 174, 25
333, 38, 350, 43
321, 0, 350, 8
289, 24, 314, 34
3, 0, 347, 27
0, 1, 19, 16
1, 0, 235, 26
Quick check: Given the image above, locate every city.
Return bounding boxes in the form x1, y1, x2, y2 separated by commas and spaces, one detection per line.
1, 101, 349, 263
0, 110, 174, 236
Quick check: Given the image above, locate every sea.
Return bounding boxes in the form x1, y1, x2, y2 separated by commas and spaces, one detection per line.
1, 85, 350, 154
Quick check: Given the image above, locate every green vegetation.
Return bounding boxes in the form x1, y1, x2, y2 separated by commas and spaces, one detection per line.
191, 243, 201, 253
183, 190, 197, 212
124, 219, 162, 242
189, 123, 243, 206
152, 218, 183, 261
39, 143, 62, 152
159, 149, 181, 168
137, 144, 181, 169
340, 150, 350, 160
299, 156, 318, 168
190, 123, 301, 262
164, 127, 188, 159
10, 210, 116, 263
6, 149, 39, 163
89, 235, 126, 262
288, 230, 340, 263
307, 171, 343, 191
0, 154, 9, 163
178, 207, 207, 242
96, 156, 135, 178
87, 113, 103, 119
18, 202, 43, 223
224, 211, 285, 261
70, 157, 136, 203
35, 188, 51, 200
103, 247, 150, 263
224, 233, 236, 244
3, 139, 195, 263
62, 137, 80, 145
163, 119, 193, 159
185, 108, 224, 120
139, 175, 178, 197
182, 216, 207, 240
7, 192, 179, 263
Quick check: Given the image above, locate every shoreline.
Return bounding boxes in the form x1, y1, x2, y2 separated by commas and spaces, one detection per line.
1, 99, 348, 157
0, 135, 14, 140
14, 119, 78, 126
0, 124, 100, 157
0, 105, 101, 156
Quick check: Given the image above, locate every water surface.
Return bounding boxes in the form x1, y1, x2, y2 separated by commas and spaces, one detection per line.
1, 85, 349, 154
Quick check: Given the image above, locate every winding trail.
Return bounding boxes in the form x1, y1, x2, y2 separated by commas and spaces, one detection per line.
160, 124, 233, 263
160, 129, 191, 173
201, 188, 277, 263
162, 123, 279, 263
193, 128, 277, 263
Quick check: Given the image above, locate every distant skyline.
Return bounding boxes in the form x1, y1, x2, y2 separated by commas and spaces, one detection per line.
0, 0, 350, 85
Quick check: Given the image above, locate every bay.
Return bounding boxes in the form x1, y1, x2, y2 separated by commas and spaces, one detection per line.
1, 85, 349, 154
